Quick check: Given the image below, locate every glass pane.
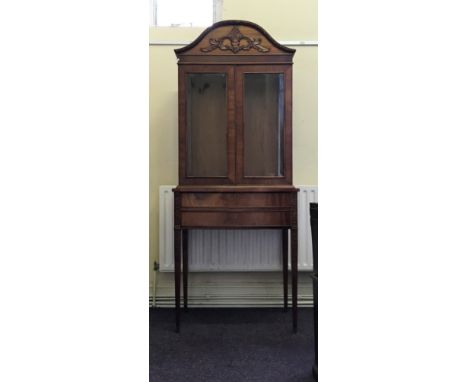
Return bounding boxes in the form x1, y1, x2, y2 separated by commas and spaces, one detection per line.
187, 73, 227, 177
244, 73, 284, 177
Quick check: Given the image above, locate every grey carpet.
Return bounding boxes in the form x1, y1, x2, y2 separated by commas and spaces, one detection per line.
149, 308, 315, 382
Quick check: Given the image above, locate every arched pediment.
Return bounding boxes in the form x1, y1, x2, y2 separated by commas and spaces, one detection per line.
175, 20, 295, 59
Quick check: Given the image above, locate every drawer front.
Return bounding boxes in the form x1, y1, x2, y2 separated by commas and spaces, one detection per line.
181, 192, 293, 208
181, 210, 291, 228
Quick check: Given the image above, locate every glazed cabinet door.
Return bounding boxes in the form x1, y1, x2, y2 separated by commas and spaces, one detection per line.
235, 65, 292, 184
179, 66, 235, 184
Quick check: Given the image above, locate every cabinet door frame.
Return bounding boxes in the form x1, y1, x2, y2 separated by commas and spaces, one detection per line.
178, 65, 236, 185
235, 65, 292, 185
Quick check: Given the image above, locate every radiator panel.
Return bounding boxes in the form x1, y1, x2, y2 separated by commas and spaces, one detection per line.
159, 185, 317, 271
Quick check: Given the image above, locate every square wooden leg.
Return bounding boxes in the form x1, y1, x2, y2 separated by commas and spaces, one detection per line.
174, 228, 181, 333
291, 226, 298, 333
282, 229, 289, 312
183, 230, 189, 311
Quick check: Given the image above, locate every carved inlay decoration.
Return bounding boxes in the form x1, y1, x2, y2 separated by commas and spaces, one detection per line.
200, 26, 270, 54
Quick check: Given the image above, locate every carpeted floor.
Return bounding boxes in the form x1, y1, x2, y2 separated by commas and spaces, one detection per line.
149, 308, 315, 382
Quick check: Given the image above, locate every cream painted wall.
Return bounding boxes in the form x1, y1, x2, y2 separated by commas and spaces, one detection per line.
149, 0, 317, 292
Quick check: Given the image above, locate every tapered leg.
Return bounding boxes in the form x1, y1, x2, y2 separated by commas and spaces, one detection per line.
174, 228, 181, 333
291, 225, 298, 333
183, 230, 189, 311
282, 229, 289, 312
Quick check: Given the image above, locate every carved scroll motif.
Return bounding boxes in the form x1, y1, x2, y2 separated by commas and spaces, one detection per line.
200, 26, 270, 54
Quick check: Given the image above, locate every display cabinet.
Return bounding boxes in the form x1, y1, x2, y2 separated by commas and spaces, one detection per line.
173, 20, 298, 332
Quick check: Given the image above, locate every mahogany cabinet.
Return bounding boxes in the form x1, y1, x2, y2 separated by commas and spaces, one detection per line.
172, 20, 298, 332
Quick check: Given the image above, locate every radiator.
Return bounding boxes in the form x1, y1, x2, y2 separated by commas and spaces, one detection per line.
159, 185, 317, 272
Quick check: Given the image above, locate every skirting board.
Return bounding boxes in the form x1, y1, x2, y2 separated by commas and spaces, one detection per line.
150, 272, 314, 308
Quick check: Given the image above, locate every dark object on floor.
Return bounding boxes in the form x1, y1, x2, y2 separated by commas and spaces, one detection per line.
310, 203, 318, 381
149, 308, 315, 382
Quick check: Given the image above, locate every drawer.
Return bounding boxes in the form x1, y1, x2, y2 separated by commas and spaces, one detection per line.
181, 192, 293, 208
181, 210, 291, 228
